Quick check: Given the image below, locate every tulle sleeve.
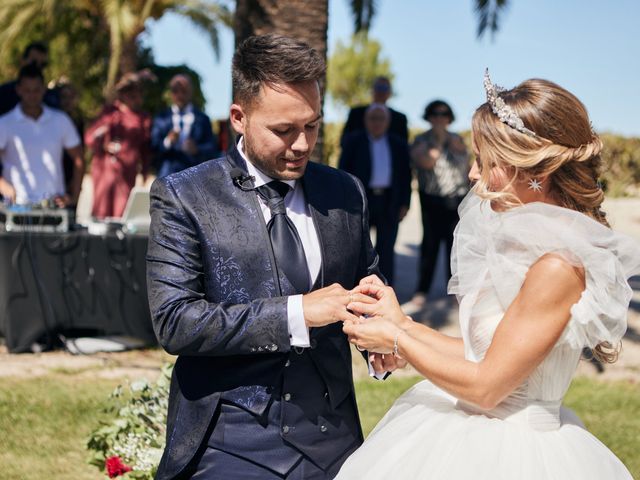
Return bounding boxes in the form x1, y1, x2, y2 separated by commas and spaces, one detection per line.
449, 192, 640, 350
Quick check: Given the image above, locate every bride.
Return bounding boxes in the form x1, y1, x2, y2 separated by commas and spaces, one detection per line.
337, 71, 640, 479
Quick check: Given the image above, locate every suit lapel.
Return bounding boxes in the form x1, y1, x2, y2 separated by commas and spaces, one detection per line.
302, 165, 352, 292
301, 169, 327, 290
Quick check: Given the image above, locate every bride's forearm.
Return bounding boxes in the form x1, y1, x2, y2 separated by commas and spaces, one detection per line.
402, 321, 465, 358
396, 331, 499, 409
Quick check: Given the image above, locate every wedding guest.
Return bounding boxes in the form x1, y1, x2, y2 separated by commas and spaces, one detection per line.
410, 100, 469, 306
85, 72, 152, 218
0, 42, 60, 116
147, 34, 402, 480
339, 104, 412, 285
337, 72, 638, 479
0, 65, 83, 207
341, 76, 408, 145
151, 74, 218, 178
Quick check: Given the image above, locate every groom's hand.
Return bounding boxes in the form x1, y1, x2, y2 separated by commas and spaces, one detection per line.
303, 283, 375, 328
370, 352, 408, 374
358, 274, 385, 287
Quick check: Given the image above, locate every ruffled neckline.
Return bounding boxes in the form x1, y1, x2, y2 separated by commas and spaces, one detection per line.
450, 192, 640, 349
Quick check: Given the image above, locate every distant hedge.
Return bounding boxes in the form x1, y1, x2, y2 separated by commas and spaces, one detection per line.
324, 124, 640, 197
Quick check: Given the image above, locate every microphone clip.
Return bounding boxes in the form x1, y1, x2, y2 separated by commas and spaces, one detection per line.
230, 168, 256, 191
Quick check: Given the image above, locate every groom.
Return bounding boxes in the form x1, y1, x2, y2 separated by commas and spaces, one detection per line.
147, 34, 398, 479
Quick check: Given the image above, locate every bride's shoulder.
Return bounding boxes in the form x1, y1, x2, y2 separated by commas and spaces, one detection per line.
524, 253, 586, 302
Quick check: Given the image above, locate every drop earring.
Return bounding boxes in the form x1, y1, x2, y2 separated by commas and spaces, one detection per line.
528, 178, 543, 193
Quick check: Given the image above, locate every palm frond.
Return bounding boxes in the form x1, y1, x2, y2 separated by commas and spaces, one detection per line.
349, 0, 377, 34
0, 0, 66, 55
170, 0, 233, 60
475, 0, 509, 39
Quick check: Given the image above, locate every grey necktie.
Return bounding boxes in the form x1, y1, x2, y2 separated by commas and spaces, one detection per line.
256, 181, 310, 294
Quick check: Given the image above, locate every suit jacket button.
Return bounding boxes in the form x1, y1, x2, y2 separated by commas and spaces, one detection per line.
320, 424, 328, 433
324, 391, 329, 399
282, 425, 290, 435
283, 393, 291, 401
284, 360, 291, 367
310, 339, 318, 349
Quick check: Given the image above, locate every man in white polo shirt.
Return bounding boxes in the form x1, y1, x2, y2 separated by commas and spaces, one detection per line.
0, 64, 84, 207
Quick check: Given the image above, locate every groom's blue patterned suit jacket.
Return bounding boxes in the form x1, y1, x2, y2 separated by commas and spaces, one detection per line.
147, 146, 381, 479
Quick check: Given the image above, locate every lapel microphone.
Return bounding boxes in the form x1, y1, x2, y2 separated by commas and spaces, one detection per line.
230, 168, 256, 191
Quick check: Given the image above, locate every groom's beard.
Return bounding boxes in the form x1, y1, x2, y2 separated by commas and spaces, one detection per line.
243, 135, 309, 181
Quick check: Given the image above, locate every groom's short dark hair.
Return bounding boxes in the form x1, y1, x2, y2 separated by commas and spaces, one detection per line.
232, 33, 325, 108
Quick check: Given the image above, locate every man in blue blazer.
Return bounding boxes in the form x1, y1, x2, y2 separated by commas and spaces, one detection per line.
339, 105, 412, 286
147, 35, 403, 480
151, 74, 218, 178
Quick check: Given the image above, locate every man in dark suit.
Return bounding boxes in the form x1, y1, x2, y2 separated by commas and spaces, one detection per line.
339, 105, 412, 286
151, 74, 218, 178
147, 34, 403, 480
340, 76, 408, 146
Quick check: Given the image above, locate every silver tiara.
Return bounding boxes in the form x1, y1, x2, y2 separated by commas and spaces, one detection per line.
483, 69, 536, 137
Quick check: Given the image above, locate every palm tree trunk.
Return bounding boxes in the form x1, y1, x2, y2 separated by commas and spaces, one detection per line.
234, 0, 329, 163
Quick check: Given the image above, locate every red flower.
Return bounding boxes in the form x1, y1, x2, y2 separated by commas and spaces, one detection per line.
105, 456, 133, 478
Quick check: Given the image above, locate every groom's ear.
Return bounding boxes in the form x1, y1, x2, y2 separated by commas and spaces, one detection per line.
229, 103, 246, 135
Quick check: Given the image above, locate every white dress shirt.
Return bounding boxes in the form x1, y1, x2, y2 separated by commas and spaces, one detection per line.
238, 139, 386, 378
0, 105, 80, 204
368, 134, 392, 189
163, 103, 195, 150
237, 138, 320, 347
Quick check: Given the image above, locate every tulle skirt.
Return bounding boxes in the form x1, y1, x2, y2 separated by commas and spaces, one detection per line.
335, 380, 632, 479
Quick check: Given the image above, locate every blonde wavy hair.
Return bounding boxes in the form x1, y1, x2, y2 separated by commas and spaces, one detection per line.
471, 78, 618, 363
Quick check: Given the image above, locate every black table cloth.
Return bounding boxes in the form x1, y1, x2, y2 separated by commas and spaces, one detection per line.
0, 230, 155, 353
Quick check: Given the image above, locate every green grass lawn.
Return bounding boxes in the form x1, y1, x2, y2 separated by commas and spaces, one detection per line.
0, 374, 638, 479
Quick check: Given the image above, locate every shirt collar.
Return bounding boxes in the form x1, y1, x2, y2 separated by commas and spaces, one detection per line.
171, 103, 193, 115
14, 104, 50, 123
367, 132, 388, 143
237, 136, 296, 190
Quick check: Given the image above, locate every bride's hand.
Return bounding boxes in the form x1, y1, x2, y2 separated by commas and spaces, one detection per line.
342, 317, 400, 354
348, 283, 410, 329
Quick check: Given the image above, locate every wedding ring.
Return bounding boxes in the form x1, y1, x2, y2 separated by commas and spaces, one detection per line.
349, 291, 354, 304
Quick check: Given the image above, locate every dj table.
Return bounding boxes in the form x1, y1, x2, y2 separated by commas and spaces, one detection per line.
0, 230, 156, 353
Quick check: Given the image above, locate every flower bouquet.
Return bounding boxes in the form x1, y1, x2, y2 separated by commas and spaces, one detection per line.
87, 363, 173, 479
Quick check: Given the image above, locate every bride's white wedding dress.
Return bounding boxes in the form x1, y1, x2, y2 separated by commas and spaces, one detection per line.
337, 193, 640, 479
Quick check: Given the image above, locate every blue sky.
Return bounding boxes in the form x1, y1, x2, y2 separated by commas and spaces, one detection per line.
144, 0, 640, 136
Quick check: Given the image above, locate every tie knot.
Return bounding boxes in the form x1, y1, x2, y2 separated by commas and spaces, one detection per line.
267, 181, 290, 198
257, 181, 291, 214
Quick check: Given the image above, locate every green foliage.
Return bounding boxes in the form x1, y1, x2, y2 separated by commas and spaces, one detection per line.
564, 376, 640, 475
599, 133, 640, 196
0, 370, 639, 479
0, 3, 111, 117
326, 32, 394, 109
323, 121, 344, 168
0, 374, 119, 479
86, 363, 173, 479
0, 1, 231, 119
